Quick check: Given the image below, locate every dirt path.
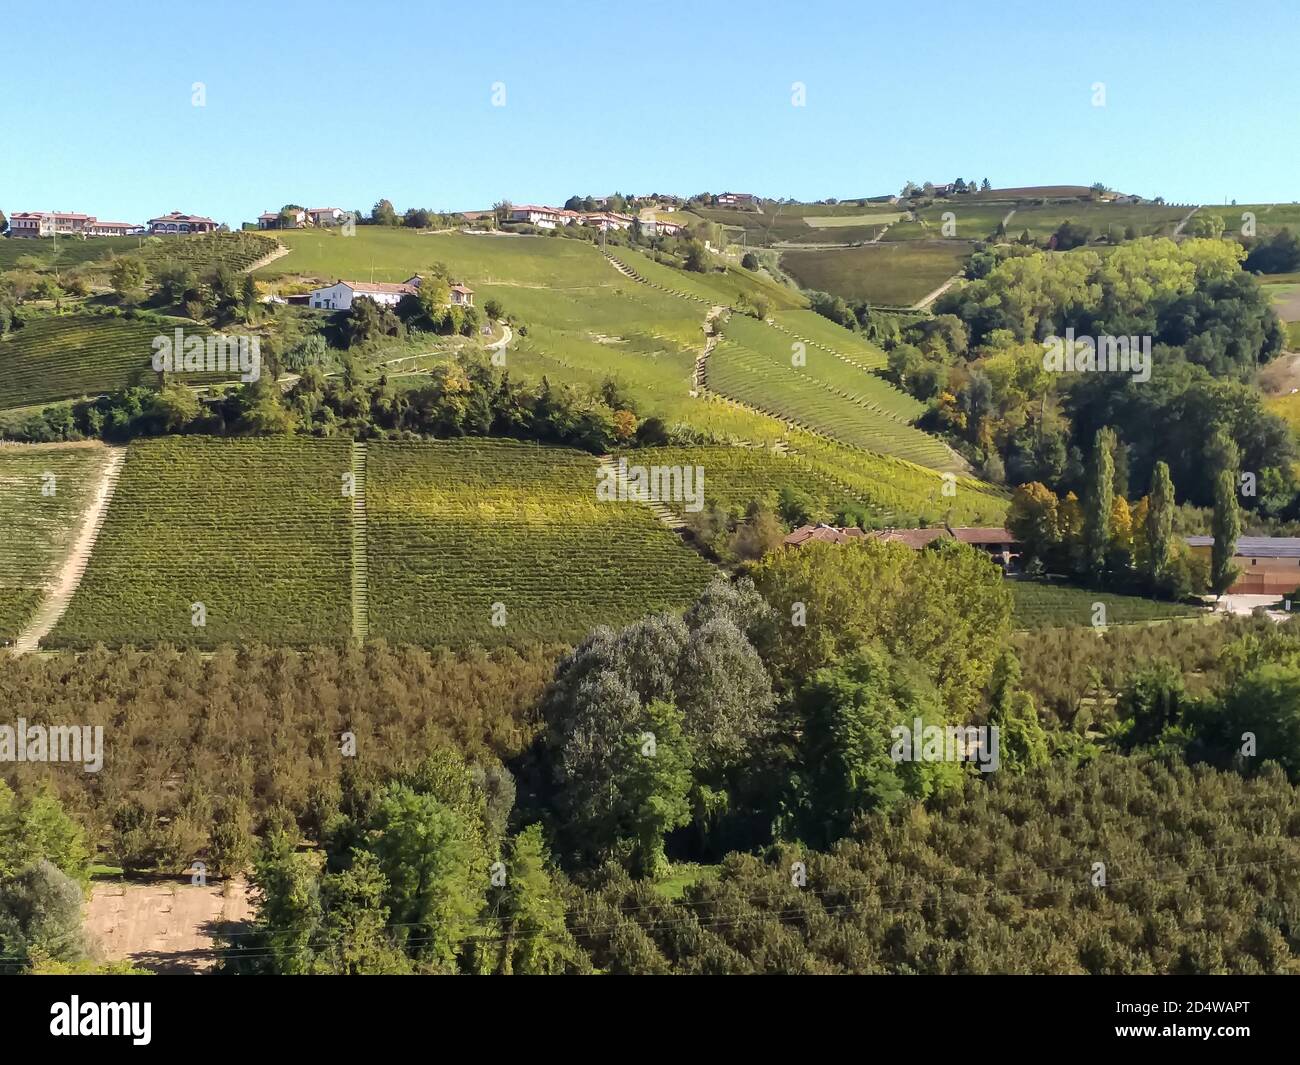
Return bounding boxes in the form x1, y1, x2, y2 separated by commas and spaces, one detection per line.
85, 877, 254, 974
1172, 206, 1200, 237
693, 306, 725, 392
11, 446, 126, 654
910, 274, 962, 311
242, 241, 289, 273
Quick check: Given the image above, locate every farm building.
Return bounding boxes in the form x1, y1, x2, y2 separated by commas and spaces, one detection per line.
309, 277, 423, 311
783, 524, 868, 547
258, 209, 306, 229
784, 524, 1020, 567
1185, 536, 1300, 595
148, 212, 219, 235
509, 205, 565, 228
7, 210, 137, 238
307, 207, 345, 226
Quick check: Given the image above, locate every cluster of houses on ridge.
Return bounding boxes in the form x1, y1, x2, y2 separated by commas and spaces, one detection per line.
500, 204, 687, 237
7, 209, 220, 238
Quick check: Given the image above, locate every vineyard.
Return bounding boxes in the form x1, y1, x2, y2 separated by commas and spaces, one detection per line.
0, 235, 141, 270
0, 313, 223, 411
365, 439, 716, 646
709, 314, 957, 470
789, 433, 1008, 526
131, 231, 280, 274
616, 444, 867, 520
1009, 578, 1203, 629
49, 437, 353, 648
0, 444, 110, 643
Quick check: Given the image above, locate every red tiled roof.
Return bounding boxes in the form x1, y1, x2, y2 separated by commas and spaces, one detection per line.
951, 527, 1015, 545
868, 527, 952, 549
783, 524, 868, 547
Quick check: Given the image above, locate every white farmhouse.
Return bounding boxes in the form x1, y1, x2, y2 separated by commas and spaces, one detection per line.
309, 276, 422, 311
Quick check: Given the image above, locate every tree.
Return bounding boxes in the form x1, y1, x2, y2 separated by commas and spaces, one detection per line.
1145, 461, 1176, 589
981, 178, 991, 192
0, 861, 87, 972
799, 646, 962, 844
1208, 427, 1241, 597
683, 240, 709, 273
622, 700, 693, 879
370, 199, 399, 226
150, 381, 199, 431
986, 649, 1049, 772
488, 824, 583, 974
1083, 427, 1115, 578
110, 256, 149, 302
0, 209, 7, 236
368, 783, 486, 970
1007, 482, 1060, 565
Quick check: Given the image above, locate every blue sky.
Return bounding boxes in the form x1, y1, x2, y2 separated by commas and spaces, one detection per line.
3, 0, 1296, 226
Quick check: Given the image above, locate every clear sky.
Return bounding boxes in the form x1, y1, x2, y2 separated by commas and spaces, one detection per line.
3, 0, 1297, 227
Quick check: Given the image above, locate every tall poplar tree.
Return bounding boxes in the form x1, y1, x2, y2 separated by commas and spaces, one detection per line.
1084, 427, 1116, 578
1145, 461, 1176, 590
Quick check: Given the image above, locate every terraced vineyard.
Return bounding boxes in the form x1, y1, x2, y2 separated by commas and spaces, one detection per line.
0, 235, 141, 270
618, 444, 867, 520
1010, 579, 1203, 629
791, 433, 1008, 526
366, 440, 715, 646
49, 437, 352, 648
708, 313, 957, 469
133, 231, 280, 273
0, 444, 110, 644
0, 314, 224, 410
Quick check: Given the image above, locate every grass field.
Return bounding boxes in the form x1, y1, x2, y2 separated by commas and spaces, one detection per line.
781, 242, 973, 307
49, 437, 353, 648
1002, 203, 1188, 241
898, 204, 1016, 242
0, 444, 110, 644
1010, 579, 1202, 628
0, 236, 143, 271
366, 439, 716, 646
1196, 203, 1300, 239
0, 314, 229, 411
695, 204, 899, 246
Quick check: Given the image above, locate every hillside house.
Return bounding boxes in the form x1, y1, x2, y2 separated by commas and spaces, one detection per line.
1185, 536, 1300, 595
586, 212, 634, 231
8, 211, 142, 238
258, 209, 306, 229
449, 284, 474, 307
148, 212, 219, 235
509, 205, 565, 228
717, 193, 758, 208
641, 217, 685, 237
307, 207, 345, 226
783, 524, 867, 547
308, 276, 423, 311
